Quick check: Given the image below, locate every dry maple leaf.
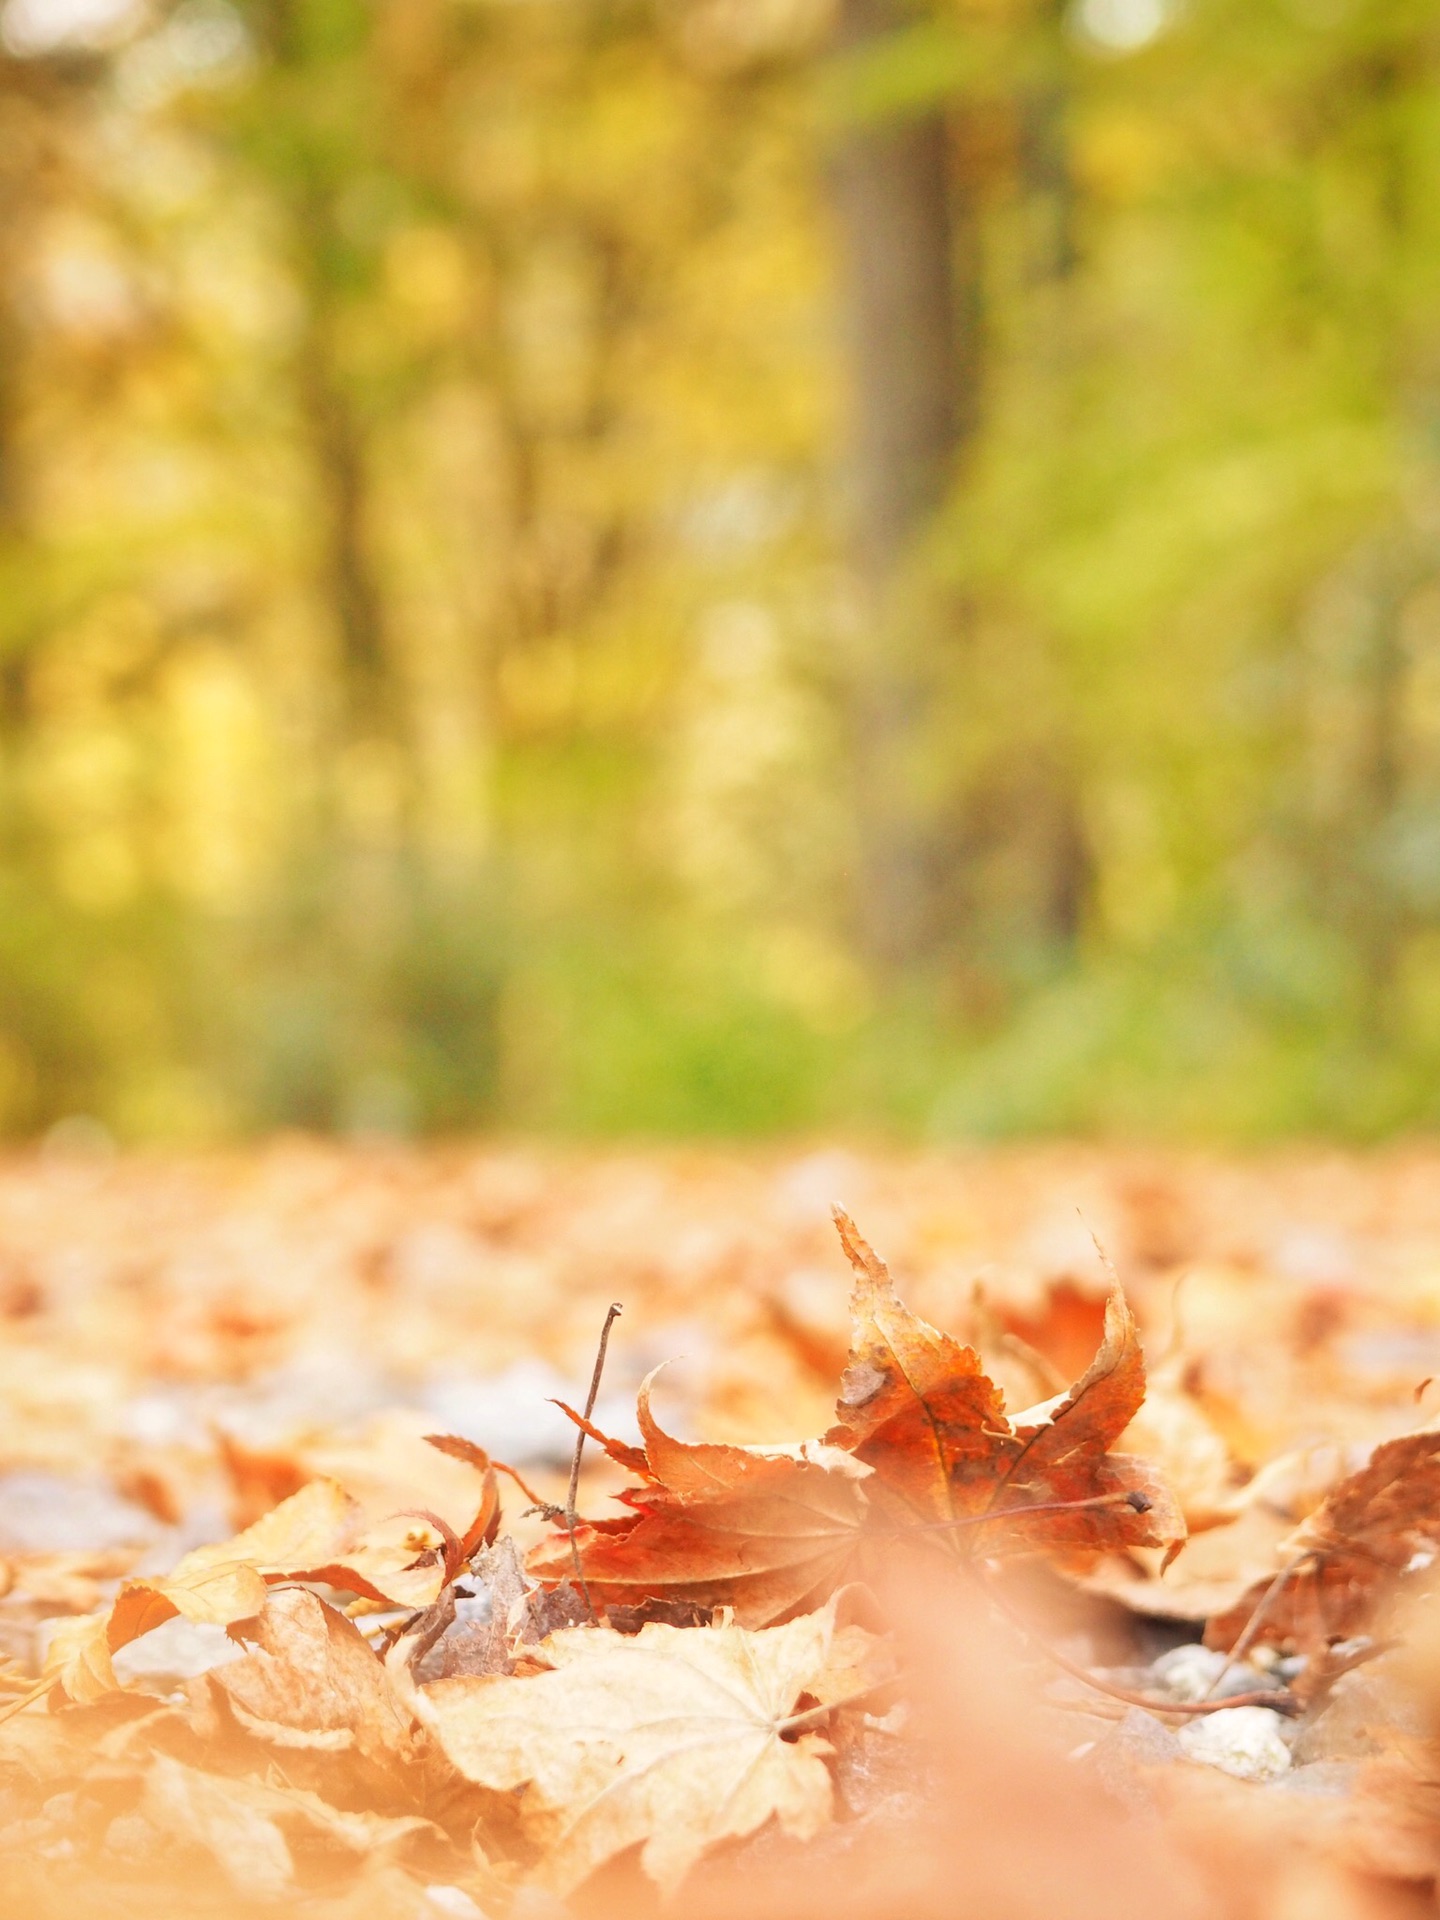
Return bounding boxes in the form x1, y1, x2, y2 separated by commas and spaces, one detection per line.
527, 1372, 872, 1627
419, 1601, 886, 1895
409, 1535, 598, 1680
826, 1209, 1182, 1561
1205, 1430, 1440, 1659
530, 1212, 1180, 1624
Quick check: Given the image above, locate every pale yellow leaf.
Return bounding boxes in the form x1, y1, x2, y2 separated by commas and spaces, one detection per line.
170, 1476, 361, 1583
40, 1613, 118, 1705
421, 1602, 875, 1894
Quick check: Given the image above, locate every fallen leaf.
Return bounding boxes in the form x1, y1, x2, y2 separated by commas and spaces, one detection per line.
824, 1210, 1183, 1560
27, 1612, 125, 1706
37, 1478, 359, 1705
527, 1374, 872, 1627
210, 1587, 417, 1767
0, 1548, 139, 1614
302, 1417, 500, 1569
529, 1212, 1181, 1624
142, 1752, 296, 1898
413, 1536, 582, 1681
419, 1602, 883, 1894
1205, 1430, 1440, 1659
35, 1435, 501, 1711
1117, 1368, 1246, 1533
1071, 1443, 1358, 1623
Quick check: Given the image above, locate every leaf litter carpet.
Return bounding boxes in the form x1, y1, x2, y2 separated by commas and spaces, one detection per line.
6, 1142, 1440, 1917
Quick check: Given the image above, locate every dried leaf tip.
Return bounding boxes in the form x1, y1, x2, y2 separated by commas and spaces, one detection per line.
830, 1205, 893, 1289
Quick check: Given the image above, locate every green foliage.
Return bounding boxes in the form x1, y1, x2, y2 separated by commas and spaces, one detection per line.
0, 0, 1439, 1140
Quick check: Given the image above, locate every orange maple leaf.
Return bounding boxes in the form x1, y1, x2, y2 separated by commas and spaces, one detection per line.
528, 1210, 1182, 1624
826, 1208, 1182, 1560
526, 1374, 872, 1627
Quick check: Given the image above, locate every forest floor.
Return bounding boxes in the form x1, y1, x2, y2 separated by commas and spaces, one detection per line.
4, 1141, 1440, 1917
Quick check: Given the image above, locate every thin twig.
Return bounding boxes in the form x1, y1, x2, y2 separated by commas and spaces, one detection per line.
566, 1302, 623, 1621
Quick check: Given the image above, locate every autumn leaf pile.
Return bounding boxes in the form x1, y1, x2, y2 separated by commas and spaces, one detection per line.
7, 1148, 1440, 1918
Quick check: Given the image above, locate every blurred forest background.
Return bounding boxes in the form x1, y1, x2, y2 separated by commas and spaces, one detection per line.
0, 0, 1438, 1142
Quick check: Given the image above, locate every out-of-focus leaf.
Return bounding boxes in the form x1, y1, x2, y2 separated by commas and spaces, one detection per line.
1206, 1431, 1440, 1659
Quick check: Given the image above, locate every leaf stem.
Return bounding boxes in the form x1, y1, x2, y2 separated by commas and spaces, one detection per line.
779, 1682, 892, 1736
895, 1489, 1151, 1540
1200, 1550, 1314, 1701
0, 1675, 53, 1728
491, 1458, 556, 1512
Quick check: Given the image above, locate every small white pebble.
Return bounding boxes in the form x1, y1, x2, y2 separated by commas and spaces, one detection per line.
1152, 1645, 1231, 1701
1178, 1706, 1291, 1782
1150, 1644, 1272, 1703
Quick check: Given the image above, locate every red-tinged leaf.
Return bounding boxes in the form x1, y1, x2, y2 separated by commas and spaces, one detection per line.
825, 1210, 1183, 1561
528, 1373, 871, 1628
529, 1217, 1181, 1625
548, 1400, 649, 1477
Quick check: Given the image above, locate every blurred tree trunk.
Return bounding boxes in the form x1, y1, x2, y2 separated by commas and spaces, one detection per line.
828, 0, 977, 975
1346, 550, 1408, 1041
293, 248, 392, 741
0, 239, 21, 547
831, 5, 1094, 984
829, 2, 967, 584
251, 0, 394, 750
1014, 39, 1092, 957
1018, 0, 1076, 289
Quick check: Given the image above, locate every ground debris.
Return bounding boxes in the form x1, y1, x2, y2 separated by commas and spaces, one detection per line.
2, 1147, 1440, 1915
